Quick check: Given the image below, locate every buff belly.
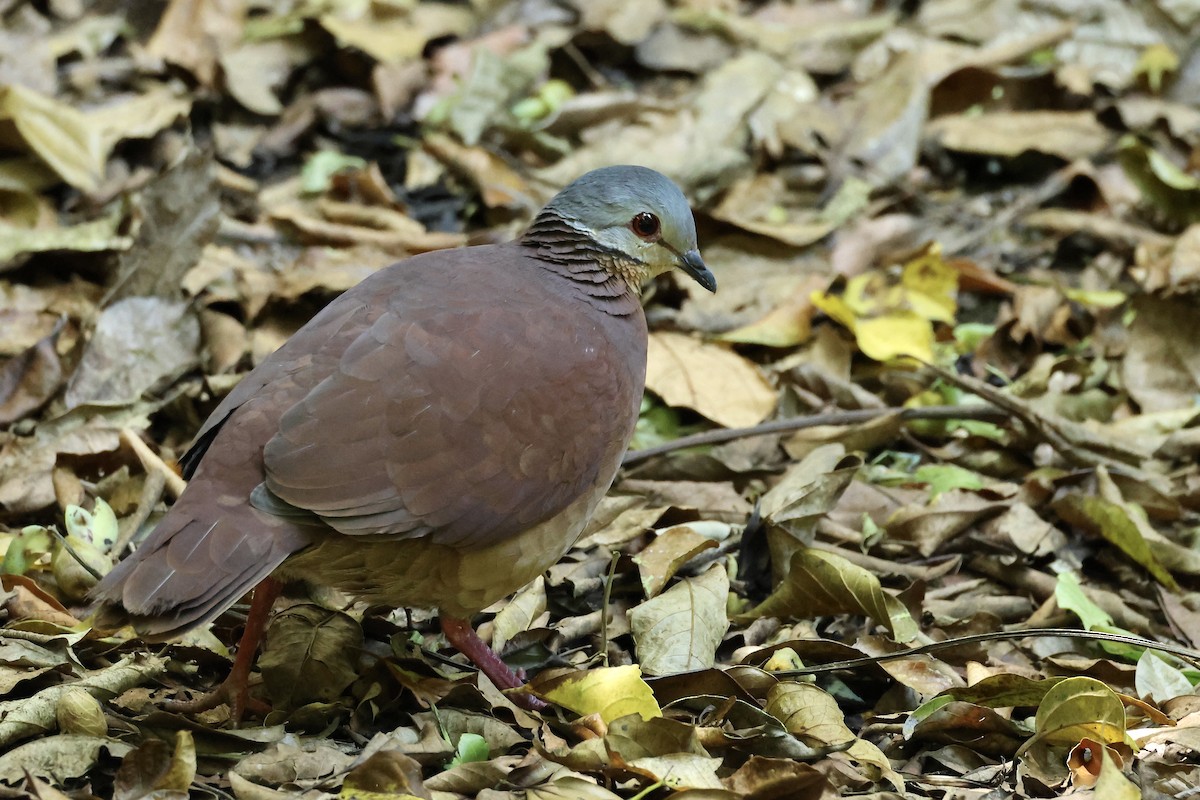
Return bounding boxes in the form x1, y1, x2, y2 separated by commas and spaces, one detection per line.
277, 488, 600, 618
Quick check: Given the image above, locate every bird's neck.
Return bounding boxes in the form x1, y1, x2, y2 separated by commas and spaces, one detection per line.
519, 211, 648, 307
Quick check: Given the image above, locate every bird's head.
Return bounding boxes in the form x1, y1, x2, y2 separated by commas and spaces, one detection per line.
525, 165, 716, 293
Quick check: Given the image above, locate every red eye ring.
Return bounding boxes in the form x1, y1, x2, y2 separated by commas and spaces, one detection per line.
630, 212, 661, 240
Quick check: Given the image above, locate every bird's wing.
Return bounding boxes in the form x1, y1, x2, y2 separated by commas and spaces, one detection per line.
179, 297, 375, 479
261, 257, 644, 549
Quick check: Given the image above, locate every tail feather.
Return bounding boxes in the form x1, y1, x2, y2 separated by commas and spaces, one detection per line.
89, 506, 316, 642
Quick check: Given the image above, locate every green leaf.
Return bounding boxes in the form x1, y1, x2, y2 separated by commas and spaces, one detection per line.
1054, 573, 1143, 661
1054, 572, 1112, 630
1, 526, 53, 575
447, 733, 489, 768
301, 150, 367, 194
1054, 494, 1178, 590
912, 464, 984, 499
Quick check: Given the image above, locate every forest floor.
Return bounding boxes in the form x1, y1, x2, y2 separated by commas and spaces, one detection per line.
2, 0, 1200, 797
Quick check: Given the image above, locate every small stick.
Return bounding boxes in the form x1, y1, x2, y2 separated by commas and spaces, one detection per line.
120, 428, 187, 499
622, 404, 1006, 465
601, 550, 620, 667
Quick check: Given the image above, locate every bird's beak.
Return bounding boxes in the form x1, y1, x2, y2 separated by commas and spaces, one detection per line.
678, 249, 716, 293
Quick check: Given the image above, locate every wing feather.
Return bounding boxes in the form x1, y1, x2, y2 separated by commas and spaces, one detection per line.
263, 256, 644, 549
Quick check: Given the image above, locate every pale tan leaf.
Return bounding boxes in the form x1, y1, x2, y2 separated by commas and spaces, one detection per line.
646, 332, 775, 428
0, 85, 107, 191
630, 564, 730, 675
633, 525, 719, 598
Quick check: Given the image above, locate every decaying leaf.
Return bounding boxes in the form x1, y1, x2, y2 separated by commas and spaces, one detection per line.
743, 547, 918, 643
630, 564, 730, 675
259, 605, 363, 710
64, 297, 200, 410
4, 1, 1200, 794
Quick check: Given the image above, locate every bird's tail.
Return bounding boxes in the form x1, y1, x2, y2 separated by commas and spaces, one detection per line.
89, 503, 316, 642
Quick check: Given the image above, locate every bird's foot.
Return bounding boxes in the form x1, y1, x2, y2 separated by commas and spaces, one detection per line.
440, 615, 549, 712
162, 577, 283, 725
162, 679, 270, 721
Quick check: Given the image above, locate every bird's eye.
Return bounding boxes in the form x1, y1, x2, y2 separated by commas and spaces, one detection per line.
630, 212, 661, 240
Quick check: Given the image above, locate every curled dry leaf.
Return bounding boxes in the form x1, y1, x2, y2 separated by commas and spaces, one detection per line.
633, 525, 719, 598
0, 317, 64, 425
258, 604, 363, 711
742, 547, 918, 643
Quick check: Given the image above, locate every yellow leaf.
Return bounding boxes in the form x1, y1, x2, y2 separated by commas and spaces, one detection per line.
840, 272, 878, 316
901, 248, 957, 323
809, 289, 857, 330
855, 314, 933, 362
1135, 43, 1179, 94
1063, 288, 1126, 309
538, 665, 661, 723
810, 246, 956, 362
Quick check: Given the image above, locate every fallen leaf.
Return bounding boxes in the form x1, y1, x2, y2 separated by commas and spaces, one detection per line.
630, 564, 730, 675
928, 110, 1113, 161
532, 666, 661, 723
0, 318, 64, 425
259, 604, 363, 710
64, 297, 200, 410
743, 547, 918, 642
0, 85, 106, 191
646, 332, 775, 428
633, 525, 719, 598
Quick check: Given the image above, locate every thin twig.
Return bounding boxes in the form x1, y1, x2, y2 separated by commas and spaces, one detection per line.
50, 529, 104, 580
601, 550, 620, 667
622, 404, 1007, 466
769, 628, 1200, 676
120, 428, 187, 499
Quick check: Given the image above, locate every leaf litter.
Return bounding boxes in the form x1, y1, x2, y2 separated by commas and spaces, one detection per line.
2, 0, 1200, 797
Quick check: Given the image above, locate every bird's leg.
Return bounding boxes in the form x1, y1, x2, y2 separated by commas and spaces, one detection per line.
162, 577, 282, 723
439, 615, 549, 712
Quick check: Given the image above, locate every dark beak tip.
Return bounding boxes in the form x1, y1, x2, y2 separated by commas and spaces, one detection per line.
681, 250, 716, 293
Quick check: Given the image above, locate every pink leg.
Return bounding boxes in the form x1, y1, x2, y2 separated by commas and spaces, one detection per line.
163, 577, 282, 723
440, 615, 548, 711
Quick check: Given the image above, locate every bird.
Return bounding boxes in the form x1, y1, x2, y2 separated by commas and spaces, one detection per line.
89, 164, 715, 718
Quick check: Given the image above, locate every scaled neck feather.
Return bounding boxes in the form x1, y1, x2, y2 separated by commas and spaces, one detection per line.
519, 210, 646, 315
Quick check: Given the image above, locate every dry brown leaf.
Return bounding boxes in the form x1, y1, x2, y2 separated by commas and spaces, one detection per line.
634, 525, 719, 598
145, 0, 246, 87
423, 133, 539, 211
927, 111, 1112, 160
64, 297, 200, 410
646, 332, 775, 428
0, 318, 64, 425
